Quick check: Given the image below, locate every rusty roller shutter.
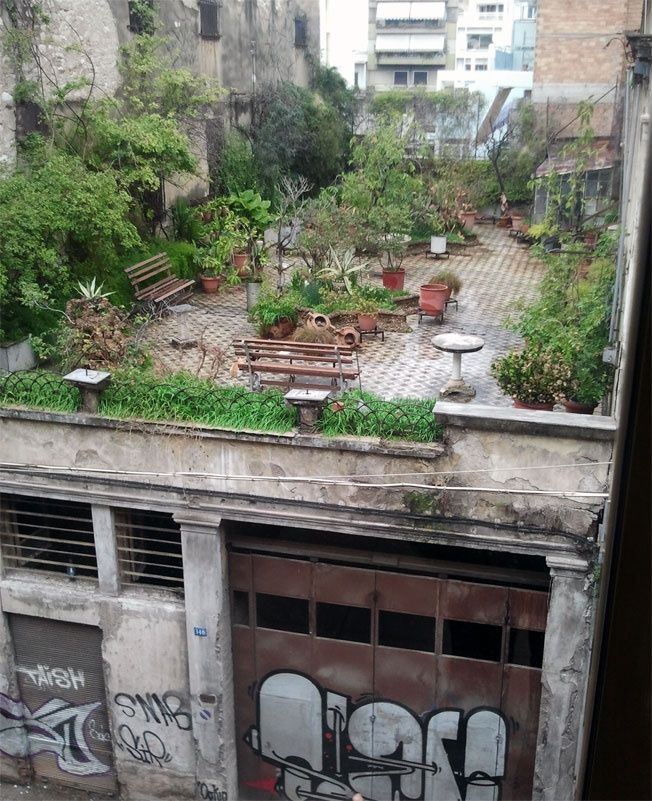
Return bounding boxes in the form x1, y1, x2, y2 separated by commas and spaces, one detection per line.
8, 614, 116, 794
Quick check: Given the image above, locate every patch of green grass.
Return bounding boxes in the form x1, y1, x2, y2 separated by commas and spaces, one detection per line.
0, 371, 80, 412
318, 390, 441, 443
0, 371, 441, 443
100, 372, 297, 432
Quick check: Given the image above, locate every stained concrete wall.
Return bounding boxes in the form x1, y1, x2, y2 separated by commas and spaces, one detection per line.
0, 573, 194, 799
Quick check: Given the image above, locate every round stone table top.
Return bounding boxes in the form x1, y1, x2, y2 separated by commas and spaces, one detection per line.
432, 333, 485, 354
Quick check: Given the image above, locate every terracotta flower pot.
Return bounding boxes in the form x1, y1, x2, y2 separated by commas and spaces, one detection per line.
563, 399, 597, 414
510, 214, 524, 232
497, 216, 511, 229
382, 269, 406, 291
357, 313, 378, 332
200, 275, 220, 294
513, 399, 555, 411
462, 210, 477, 229
233, 251, 249, 273
419, 283, 449, 315
268, 317, 295, 340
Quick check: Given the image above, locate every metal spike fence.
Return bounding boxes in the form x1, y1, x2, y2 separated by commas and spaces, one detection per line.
0, 371, 441, 443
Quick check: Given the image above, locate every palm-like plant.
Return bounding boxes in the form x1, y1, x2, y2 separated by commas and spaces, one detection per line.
77, 278, 114, 300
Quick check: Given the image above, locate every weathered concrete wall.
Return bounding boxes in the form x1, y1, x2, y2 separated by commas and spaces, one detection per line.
0, 19, 17, 169
0, 404, 614, 553
0, 574, 193, 799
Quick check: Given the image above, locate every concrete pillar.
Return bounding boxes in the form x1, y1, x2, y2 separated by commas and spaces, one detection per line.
533, 554, 593, 801
176, 514, 237, 801
92, 504, 120, 596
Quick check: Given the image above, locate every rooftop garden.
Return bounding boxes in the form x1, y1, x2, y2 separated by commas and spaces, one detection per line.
0, 9, 618, 438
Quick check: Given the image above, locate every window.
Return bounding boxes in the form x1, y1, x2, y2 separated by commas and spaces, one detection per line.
294, 16, 308, 48
233, 591, 250, 626
256, 593, 309, 633
442, 619, 503, 662
508, 628, 544, 668
478, 3, 504, 12
115, 510, 183, 591
128, 0, 155, 35
475, 62, 488, 71
317, 602, 371, 643
413, 71, 428, 85
199, 0, 221, 40
394, 70, 408, 86
465, 63, 472, 71
467, 33, 493, 49
0, 494, 96, 579
378, 610, 436, 652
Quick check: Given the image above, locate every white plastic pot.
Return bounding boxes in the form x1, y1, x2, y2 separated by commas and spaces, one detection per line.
430, 235, 447, 255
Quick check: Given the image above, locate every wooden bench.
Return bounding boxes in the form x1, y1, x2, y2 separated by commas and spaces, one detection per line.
125, 253, 195, 308
233, 338, 361, 392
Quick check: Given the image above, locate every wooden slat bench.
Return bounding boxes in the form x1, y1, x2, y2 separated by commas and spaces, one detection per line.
125, 253, 195, 308
233, 338, 361, 391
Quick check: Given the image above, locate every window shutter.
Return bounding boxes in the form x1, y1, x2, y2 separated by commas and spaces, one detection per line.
199, 0, 220, 39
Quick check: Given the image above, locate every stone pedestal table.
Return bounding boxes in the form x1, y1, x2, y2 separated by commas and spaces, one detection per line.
432, 334, 485, 401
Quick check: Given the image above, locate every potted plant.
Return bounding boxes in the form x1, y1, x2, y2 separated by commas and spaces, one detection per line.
248, 291, 301, 339
563, 345, 611, 414
355, 297, 379, 333
430, 270, 462, 302
318, 247, 367, 295
429, 214, 448, 256
195, 237, 233, 293
491, 346, 571, 410
380, 235, 409, 291
419, 282, 449, 315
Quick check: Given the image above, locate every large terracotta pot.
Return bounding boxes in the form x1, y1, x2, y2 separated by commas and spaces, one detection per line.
510, 214, 524, 232
513, 399, 555, 411
563, 399, 597, 414
462, 210, 477, 229
200, 275, 220, 294
357, 313, 378, 332
419, 283, 449, 315
233, 251, 248, 270
382, 269, 406, 291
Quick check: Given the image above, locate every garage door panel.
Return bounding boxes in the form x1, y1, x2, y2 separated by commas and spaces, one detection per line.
312, 640, 373, 700
228, 551, 251, 590
509, 587, 548, 630
254, 630, 312, 676
436, 656, 503, 709
314, 562, 375, 605
252, 554, 311, 596
375, 572, 439, 615
441, 580, 508, 624
374, 647, 436, 711
501, 665, 542, 801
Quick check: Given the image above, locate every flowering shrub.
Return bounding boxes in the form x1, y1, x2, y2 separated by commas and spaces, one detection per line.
491, 347, 571, 405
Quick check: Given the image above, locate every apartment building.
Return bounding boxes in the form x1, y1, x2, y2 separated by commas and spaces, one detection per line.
366, 0, 459, 90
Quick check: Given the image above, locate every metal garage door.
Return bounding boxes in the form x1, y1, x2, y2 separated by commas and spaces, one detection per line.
229, 551, 547, 801
7, 614, 116, 794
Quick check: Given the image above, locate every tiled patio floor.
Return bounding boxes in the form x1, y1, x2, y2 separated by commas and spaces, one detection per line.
143, 226, 544, 406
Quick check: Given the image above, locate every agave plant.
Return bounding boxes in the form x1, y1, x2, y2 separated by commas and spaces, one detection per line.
318, 247, 367, 295
76, 278, 114, 300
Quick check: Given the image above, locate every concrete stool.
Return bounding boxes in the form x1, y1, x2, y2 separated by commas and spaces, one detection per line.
432, 333, 484, 402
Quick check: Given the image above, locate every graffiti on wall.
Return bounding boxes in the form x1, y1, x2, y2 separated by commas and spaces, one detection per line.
16, 664, 85, 691
245, 672, 507, 801
0, 693, 110, 776
113, 691, 191, 730
112, 690, 191, 769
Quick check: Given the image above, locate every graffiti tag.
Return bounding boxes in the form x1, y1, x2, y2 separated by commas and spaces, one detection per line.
0, 693, 110, 776
115, 723, 172, 768
114, 692, 191, 731
16, 663, 85, 691
245, 672, 507, 801
196, 780, 228, 801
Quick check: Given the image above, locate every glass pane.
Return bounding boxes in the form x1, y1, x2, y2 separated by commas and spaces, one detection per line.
256, 593, 309, 634
508, 628, 544, 668
378, 610, 435, 652
443, 619, 502, 662
233, 591, 249, 626
316, 602, 371, 643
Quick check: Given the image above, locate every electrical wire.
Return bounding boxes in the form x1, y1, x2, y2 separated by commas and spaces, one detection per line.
0, 461, 609, 499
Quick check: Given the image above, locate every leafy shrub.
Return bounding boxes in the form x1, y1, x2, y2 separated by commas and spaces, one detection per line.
491, 347, 571, 404
214, 130, 262, 196
248, 291, 303, 334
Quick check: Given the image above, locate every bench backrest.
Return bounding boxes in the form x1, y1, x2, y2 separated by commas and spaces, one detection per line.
233, 338, 356, 365
125, 253, 172, 291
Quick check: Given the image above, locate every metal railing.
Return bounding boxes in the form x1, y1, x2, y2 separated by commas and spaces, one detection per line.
115, 510, 184, 592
